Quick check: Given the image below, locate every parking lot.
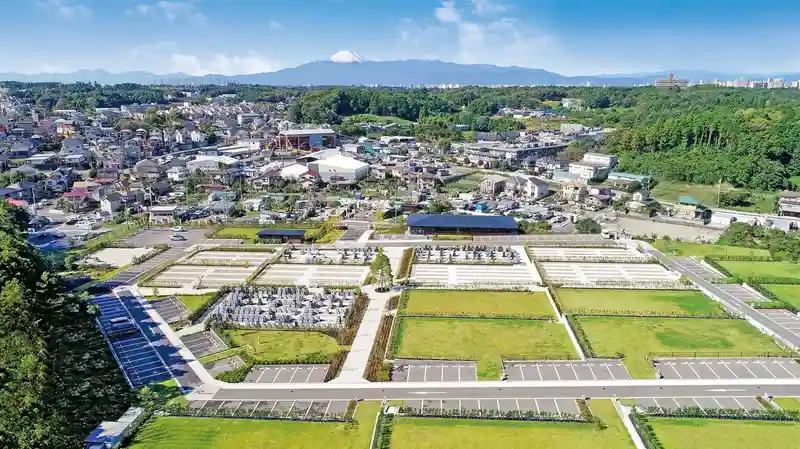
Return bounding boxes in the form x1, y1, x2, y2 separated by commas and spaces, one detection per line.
107, 332, 172, 387
152, 264, 257, 287
94, 293, 134, 330
630, 396, 766, 412
371, 233, 429, 241
180, 331, 227, 358
401, 398, 582, 416
243, 364, 330, 383
411, 264, 537, 286
654, 357, 800, 380
186, 399, 350, 419
99, 247, 185, 288
528, 247, 647, 262
339, 222, 369, 241
204, 355, 245, 377
716, 284, 768, 302
538, 262, 678, 284
184, 250, 272, 266
149, 295, 191, 323
391, 361, 478, 382
760, 309, 800, 337
670, 257, 725, 281
255, 264, 368, 286
504, 360, 632, 381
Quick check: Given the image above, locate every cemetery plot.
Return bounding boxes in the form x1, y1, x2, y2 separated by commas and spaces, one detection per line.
149, 265, 257, 288
279, 246, 376, 264
529, 246, 649, 263
402, 290, 555, 318
410, 264, 535, 287
392, 317, 578, 380
554, 288, 726, 317
414, 245, 521, 264
574, 316, 787, 378
538, 262, 678, 286
213, 286, 357, 328
185, 251, 272, 266
255, 264, 369, 286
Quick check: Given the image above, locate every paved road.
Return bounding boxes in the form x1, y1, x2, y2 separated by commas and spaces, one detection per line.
644, 244, 800, 351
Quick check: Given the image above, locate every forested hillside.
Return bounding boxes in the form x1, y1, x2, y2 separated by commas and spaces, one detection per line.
0, 202, 131, 448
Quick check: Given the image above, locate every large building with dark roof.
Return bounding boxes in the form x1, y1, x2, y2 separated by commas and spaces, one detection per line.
407, 214, 518, 235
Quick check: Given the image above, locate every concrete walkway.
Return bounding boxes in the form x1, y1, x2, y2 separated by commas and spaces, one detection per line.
332, 285, 395, 383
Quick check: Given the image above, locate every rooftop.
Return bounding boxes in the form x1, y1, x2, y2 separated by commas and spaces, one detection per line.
315, 154, 369, 170
407, 213, 517, 230
279, 128, 336, 136
257, 229, 308, 238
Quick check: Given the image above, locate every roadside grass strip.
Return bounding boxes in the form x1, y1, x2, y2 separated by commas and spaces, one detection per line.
390, 400, 634, 449
574, 316, 785, 378
219, 329, 342, 364
716, 261, 800, 280
763, 285, 800, 309
403, 290, 555, 318
555, 289, 726, 317
647, 417, 800, 449
125, 401, 380, 449
774, 397, 800, 411
651, 240, 769, 257
392, 317, 578, 380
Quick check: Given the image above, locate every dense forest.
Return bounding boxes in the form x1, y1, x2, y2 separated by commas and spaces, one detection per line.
0, 202, 131, 448
6, 81, 800, 190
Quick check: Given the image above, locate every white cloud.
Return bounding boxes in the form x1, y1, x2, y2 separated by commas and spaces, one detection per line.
471, 0, 511, 14
168, 52, 277, 75
133, 1, 208, 26
434, 0, 461, 23
37, 0, 91, 20
269, 20, 285, 30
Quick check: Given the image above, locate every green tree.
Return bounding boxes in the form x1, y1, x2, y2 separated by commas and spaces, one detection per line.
371, 248, 393, 291
575, 218, 602, 234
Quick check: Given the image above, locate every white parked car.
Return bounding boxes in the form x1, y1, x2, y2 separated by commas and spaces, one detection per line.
170, 226, 186, 232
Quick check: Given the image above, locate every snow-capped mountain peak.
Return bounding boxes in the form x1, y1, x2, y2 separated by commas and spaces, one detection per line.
329, 50, 365, 63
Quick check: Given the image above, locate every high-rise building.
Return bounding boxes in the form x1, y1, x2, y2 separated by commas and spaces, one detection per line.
654, 73, 689, 88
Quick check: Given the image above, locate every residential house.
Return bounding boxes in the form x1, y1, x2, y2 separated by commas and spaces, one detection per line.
778, 191, 800, 218
100, 192, 123, 214
166, 166, 189, 183
10, 140, 34, 158
133, 159, 165, 181
505, 175, 549, 200
480, 175, 507, 196
672, 196, 711, 221
6, 181, 38, 202
149, 205, 180, 224
626, 190, 659, 214
561, 181, 587, 203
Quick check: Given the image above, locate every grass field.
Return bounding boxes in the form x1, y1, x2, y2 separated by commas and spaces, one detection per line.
575, 316, 784, 378
126, 401, 380, 449
220, 329, 341, 363
650, 180, 776, 214
393, 317, 577, 380
390, 400, 634, 449
555, 289, 725, 317
774, 397, 800, 410
446, 172, 493, 191
716, 261, 800, 280
404, 290, 555, 318
648, 417, 800, 449
763, 285, 800, 308
651, 240, 769, 257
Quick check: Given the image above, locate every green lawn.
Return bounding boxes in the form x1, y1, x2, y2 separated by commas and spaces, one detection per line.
648, 417, 800, 449
651, 240, 769, 257
716, 261, 800, 280
393, 317, 577, 380
575, 316, 785, 378
220, 329, 341, 363
763, 285, 800, 308
774, 397, 800, 411
126, 401, 380, 449
149, 293, 217, 314
555, 289, 725, 317
650, 180, 776, 214
373, 225, 405, 235
344, 113, 414, 125
432, 234, 474, 240
391, 400, 634, 449
404, 290, 555, 318
445, 172, 492, 191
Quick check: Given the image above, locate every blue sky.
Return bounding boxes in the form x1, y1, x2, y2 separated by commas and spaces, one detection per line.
4, 0, 800, 75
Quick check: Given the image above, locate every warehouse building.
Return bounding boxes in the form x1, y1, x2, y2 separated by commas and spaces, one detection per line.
407, 214, 518, 235
309, 154, 369, 184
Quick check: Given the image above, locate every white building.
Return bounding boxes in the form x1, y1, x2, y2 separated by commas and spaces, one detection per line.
280, 163, 310, 180
309, 154, 369, 183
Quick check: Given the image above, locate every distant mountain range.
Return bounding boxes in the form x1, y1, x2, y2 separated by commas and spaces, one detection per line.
2, 55, 799, 87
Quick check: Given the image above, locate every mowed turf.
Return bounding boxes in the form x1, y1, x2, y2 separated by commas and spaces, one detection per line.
404, 290, 555, 317
716, 261, 800, 280
393, 317, 577, 380
126, 401, 380, 449
763, 285, 800, 309
575, 316, 784, 378
648, 417, 800, 449
651, 240, 769, 257
555, 289, 725, 317
390, 400, 634, 449
220, 329, 341, 363
773, 397, 800, 411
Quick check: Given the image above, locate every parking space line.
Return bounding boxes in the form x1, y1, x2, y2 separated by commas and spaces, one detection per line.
738, 361, 758, 378
535, 363, 542, 379
407, 365, 412, 382
719, 362, 738, 378
757, 361, 778, 378
254, 368, 268, 383
732, 398, 750, 414
700, 361, 719, 379
519, 365, 525, 381
569, 363, 579, 379
269, 402, 278, 415
322, 401, 331, 419
515, 399, 521, 413
304, 402, 313, 418
305, 367, 315, 383
712, 398, 724, 409
685, 362, 702, 379
286, 401, 296, 416
773, 361, 796, 378
457, 365, 461, 382
554, 365, 561, 380
554, 399, 561, 414
271, 366, 284, 383
604, 362, 615, 380
692, 398, 707, 414
250, 401, 260, 417
586, 363, 597, 380
424, 364, 428, 382
288, 367, 298, 383
534, 399, 540, 412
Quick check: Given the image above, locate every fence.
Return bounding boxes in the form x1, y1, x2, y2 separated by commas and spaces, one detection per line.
647, 351, 797, 359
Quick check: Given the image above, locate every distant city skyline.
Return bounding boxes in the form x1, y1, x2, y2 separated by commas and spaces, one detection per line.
4, 0, 800, 76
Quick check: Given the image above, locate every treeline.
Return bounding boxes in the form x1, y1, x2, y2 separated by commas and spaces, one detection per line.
0, 202, 131, 448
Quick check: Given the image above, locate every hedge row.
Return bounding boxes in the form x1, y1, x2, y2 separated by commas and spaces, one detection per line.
215, 365, 250, 383
630, 411, 664, 449
711, 255, 777, 262
571, 310, 735, 319
746, 282, 799, 313
372, 412, 393, 449
749, 276, 800, 285
402, 312, 553, 320
365, 314, 395, 382
547, 286, 565, 317
644, 405, 800, 421
397, 248, 414, 279
161, 402, 351, 422
565, 315, 596, 358
702, 256, 734, 278
398, 407, 584, 422
341, 292, 369, 346
131, 244, 170, 265
187, 288, 228, 324
323, 350, 349, 382
533, 256, 657, 264
205, 246, 277, 253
